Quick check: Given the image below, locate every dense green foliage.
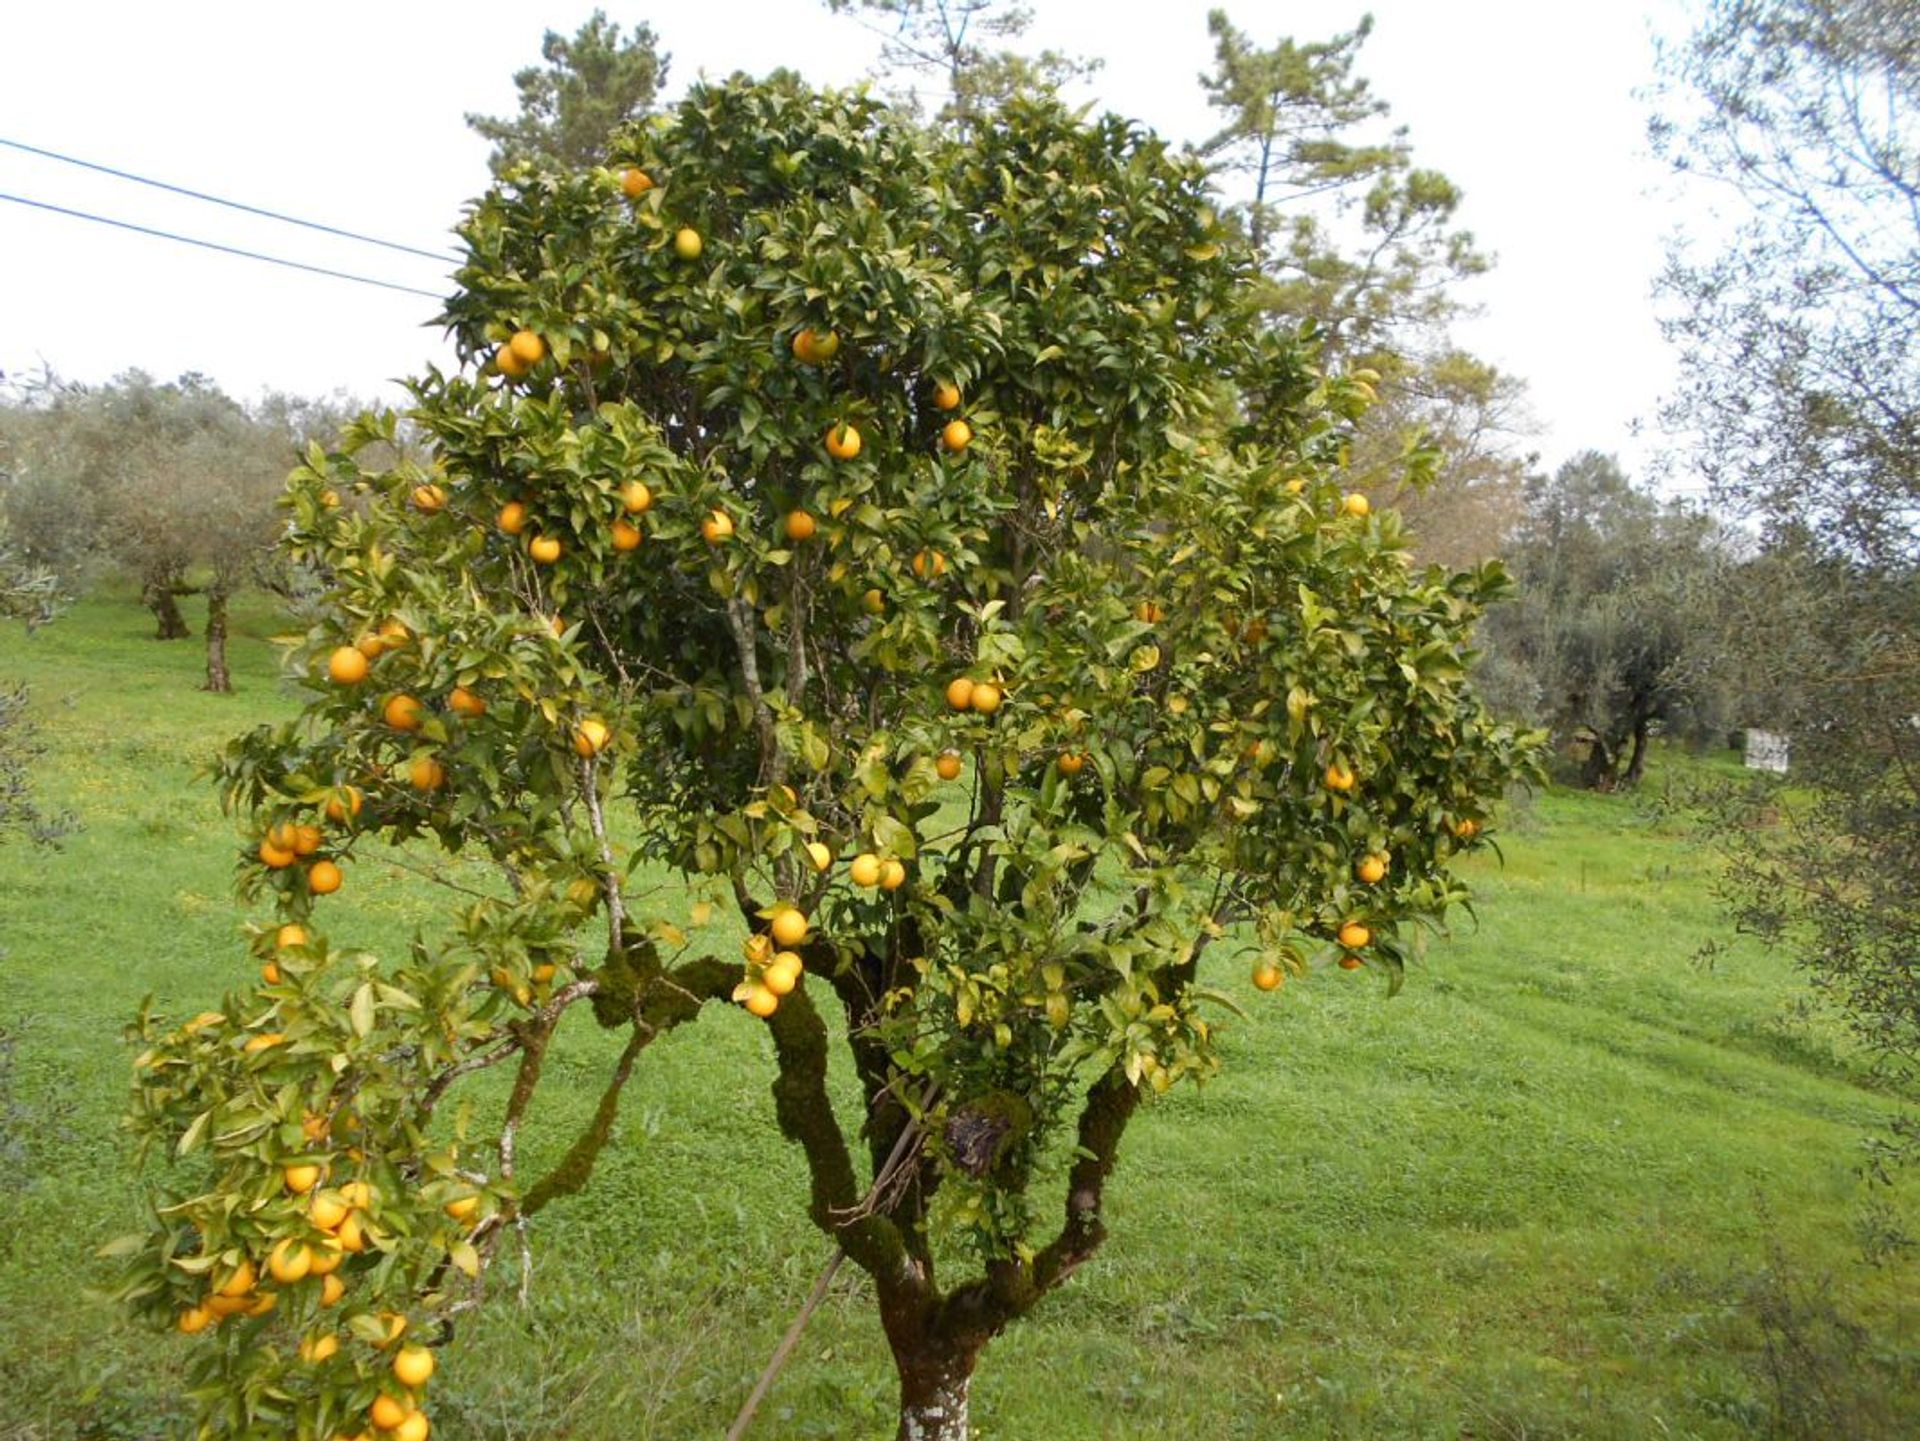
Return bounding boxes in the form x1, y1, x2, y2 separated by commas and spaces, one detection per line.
101, 77, 1528, 1438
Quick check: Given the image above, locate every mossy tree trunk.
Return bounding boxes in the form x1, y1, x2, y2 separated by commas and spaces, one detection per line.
203, 587, 231, 693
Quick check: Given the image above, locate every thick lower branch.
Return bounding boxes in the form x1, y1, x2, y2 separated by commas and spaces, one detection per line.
766, 982, 908, 1279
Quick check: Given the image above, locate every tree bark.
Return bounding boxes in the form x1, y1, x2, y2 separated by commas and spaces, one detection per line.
1579, 728, 1617, 790
1622, 711, 1653, 788
892, 1329, 979, 1441
203, 588, 231, 693
144, 579, 191, 640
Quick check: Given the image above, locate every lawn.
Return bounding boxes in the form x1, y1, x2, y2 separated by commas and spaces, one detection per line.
2, 594, 1916, 1439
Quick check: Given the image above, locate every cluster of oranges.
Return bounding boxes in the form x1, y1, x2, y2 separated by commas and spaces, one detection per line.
175, 1154, 464, 1438
737, 907, 810, 1017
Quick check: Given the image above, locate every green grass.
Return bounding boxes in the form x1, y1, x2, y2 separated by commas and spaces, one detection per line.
2, 594, 1917, 1439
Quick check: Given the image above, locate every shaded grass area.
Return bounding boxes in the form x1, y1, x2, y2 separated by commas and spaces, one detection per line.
1, 595, 1916, 1438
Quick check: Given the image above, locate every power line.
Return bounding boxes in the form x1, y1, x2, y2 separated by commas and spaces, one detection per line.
0, 192, 446, 300
0, 136, 461, 263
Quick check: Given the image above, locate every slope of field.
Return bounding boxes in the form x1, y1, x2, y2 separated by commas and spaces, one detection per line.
1, 595, 1915, 1439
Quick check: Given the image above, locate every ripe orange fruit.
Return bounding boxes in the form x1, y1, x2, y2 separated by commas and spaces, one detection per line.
321, 1273, 346, 1306
785, 510, 817, 542
1057, 752, 1085, 776
879, 859, 906, 891
268, 1238, 313, 1284
769, 908, 809, 948
259, 839, 297, 870
940, 419, 972, 453
804, 840, 833, 872
308, 859, 344, 895
325, 787, 364, 825
497, 501, 528, 535
178, 1306, 212, 1335
702, 509, 734, 543
337, 1212, 367, 1252
379, 618, 410, 648
319, 487, 340, 507
328, 647, 370, 685
528, 534, 563, 564
621, 167, 653, 198
763, 955, 801, 996
339, 1180, 372, 1208
611, 518, 643, 551
392, 1344, 435, 1388
573, 718, 611, 758
369, 1394, 410, 1431
261, 961, 282, 985
824, 423, 862, 461
276, 923, 308, 950
310, 1190, 351, 1230
862, 588, 886, 614
394, 1411, 431, 1441
243, 1292, 277, 1317
1356, 854, 1387, 884
307, 1234, 345, 1275
849, 853, 882, 887
299, 1332, 340, 1363
448, 686, 486, 719
408, 755, 447, 791
444, 1194, 480, 1222
509, 330, 545, 366
494, 345, 529, 381
620, 480, 652, 514
935, 750, 962, 781
1452, 817, 1480, 840
356, 633, 388, 662
1338, 955, 1365, 971
217, 1260, 257, 1298
383, 694, 423, 732
1324, 761, 1356, 792
945, 676, 976, 711
292, 824, 323, 856
1343, 493, 1370, 518
932, 380, 961, 411
1337, 921, 1372, 949
285, 1162, 322, 1193
1252, 961, 1283, 991
912, 549, 947, 580
411, 483, 446, 514
970, 682, 1003, 715
743, 932, 775, 966
744, 985, 779, 1018
673, 227, 703, 260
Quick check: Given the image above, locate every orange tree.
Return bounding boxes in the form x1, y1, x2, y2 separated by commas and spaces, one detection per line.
112, 77, 1532, 1441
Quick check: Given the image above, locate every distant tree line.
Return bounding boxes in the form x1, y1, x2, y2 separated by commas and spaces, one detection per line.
0, 373, 371, 693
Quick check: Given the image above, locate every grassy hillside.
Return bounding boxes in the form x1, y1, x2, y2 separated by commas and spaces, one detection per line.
2, 594, 1916, 1439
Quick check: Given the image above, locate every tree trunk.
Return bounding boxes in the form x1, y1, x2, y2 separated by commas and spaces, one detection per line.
1621, 711, 1653, 788
144, 580, 190, 640
894, 1337, 979, 1441
203, 588, 231, 693
1579, 728, 1617, 790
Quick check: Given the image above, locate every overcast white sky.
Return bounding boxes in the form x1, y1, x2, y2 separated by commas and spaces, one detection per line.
0, 0, 1701, 481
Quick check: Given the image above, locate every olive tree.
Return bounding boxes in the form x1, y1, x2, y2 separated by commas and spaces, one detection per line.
114, 78, 1530, 1440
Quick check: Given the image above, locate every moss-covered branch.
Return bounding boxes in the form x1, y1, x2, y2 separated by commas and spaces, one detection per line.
521, 955, 736, 1214
766, 980, 909, 1280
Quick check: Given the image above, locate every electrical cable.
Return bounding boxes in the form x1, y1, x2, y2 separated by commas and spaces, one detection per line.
0, 137, 461, 263
0, 191, 446, 299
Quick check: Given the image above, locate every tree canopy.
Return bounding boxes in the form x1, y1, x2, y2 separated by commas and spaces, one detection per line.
114, 75, 1531, 1441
